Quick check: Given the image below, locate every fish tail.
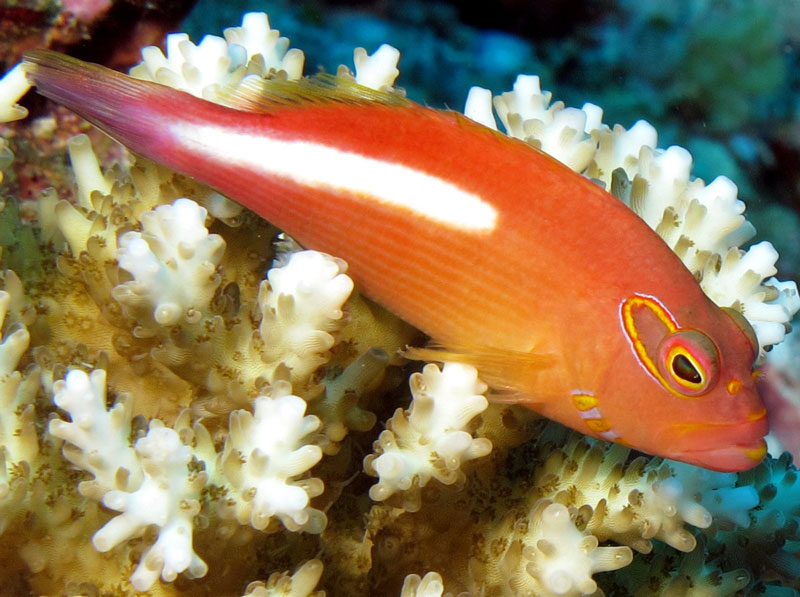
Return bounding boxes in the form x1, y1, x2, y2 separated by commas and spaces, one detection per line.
23, 50, 175, 154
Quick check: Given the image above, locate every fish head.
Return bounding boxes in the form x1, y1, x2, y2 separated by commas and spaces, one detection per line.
605, 294, 768, 472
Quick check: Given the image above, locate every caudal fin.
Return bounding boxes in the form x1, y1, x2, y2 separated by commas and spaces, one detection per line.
23, 50, 181, 154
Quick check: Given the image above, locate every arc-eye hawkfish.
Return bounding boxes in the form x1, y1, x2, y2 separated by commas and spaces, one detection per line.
23, 50, 768, 471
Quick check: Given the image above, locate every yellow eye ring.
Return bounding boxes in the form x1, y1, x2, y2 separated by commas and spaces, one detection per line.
657, 330, 719, 397
665, 344, 705, 390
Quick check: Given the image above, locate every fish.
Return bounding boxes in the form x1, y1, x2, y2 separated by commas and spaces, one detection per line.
22, 50, 768, 472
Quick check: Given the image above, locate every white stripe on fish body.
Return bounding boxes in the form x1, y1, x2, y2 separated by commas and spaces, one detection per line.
172, 122, 499, 232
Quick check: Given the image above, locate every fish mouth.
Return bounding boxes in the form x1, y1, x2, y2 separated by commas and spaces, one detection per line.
678, 438, 767, 472
667, 414, 768, 472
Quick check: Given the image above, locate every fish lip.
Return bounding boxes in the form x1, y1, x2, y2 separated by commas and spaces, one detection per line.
676, 437, 767, 472
665, 416, 768, 471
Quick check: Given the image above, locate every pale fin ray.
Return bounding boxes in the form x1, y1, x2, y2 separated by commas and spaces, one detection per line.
217, 72, 411, 113
403, 343, 554, 401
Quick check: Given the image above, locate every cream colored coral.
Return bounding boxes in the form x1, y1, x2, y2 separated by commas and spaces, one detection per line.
349, 45, 401, 90
6, 9, 796, 595
465, 437, 745, 595
219, 379, 326, 533
259, 250, 354, 387
43, 135, 207, 259
513, 500, 632, 596
542, 442, 712, 553
67, 134, 114, 210
129, 11, 304, 101
0, 287, 39, 505
365, 363, 492, 510
94, 423, 208, 591
243, 559, 324, 597
113, 198, 225, 328
0, 63, 30, 122
49, 370, 141, 500
401, 571, 447, 597
310, 346, 385, 453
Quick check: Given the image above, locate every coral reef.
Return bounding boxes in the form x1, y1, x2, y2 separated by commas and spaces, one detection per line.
0, 8, 798, 596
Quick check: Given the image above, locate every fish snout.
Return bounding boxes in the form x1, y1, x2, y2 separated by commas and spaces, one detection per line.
667, 412, 768, 472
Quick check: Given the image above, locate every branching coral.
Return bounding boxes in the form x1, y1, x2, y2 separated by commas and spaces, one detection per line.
129, 12, 305, 99
0, 282, 40, 520
0, 64, 30, 123
400, 571, 446, 597
218, 381, 325, 533
0, 8, 798, 597
51, 369, 207, 589
364, 362, 492, 511
50, 369, 141, 498
94, 424, 208, 590
114, 198, 225, 328
258, 251, 354, 387
49, 364, 332, 590
243, 559, 325, 597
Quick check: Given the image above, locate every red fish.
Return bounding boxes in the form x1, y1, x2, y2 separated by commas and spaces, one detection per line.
23, 50, 768, 471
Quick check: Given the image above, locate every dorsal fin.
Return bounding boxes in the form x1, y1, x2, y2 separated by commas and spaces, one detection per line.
217, 72, 412, 113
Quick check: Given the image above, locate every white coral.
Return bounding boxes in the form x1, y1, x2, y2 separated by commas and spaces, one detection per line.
242, 559, 325, 597
93, 424, 208, 591
49, 369, 141, 499
669, 461, 759, 529
224, 12, 305, 80
259, 250, 354, 385
66, 134, 114, 210
0, 288, 39, 506
351, 44, 401, 90
464, 75, 799, 356
113, 198, 224, 328
129, 11, 304, 100
0, 63, 30, 123
50, 368, 328, 590
400, 571, 447, 597
490, 74, 597, 172
51, 371, 208, 589
220, 381, 325, 533
520, 501, 632, 597
365, 363, 492, 507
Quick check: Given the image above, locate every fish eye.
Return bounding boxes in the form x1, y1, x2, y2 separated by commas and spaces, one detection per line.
721, 306, 760, 359
656, 330, 719, 397
671, 353, 701, 383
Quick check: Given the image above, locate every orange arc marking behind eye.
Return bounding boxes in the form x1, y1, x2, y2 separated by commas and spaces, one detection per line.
620, 294, 687, 399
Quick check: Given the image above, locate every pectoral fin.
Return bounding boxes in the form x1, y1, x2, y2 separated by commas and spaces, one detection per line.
403, 343, 555, 399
